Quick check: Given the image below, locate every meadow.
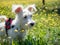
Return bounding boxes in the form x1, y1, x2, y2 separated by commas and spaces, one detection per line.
0, 0, 60, 45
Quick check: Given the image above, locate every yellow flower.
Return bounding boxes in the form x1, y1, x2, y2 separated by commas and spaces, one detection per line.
45, 20, 48, 23
41, 18, 45, 20
45, 7, 48, 9
0, 30, 4, 32
20, 30, 25, 33
33, 27, 36, 30
50, 24, 53, 26
25, 24, 28, 26
14, 29, 18, 32
43, 10, 46, 12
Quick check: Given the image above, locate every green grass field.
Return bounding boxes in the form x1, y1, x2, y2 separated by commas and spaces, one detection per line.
0, 0, 60, 45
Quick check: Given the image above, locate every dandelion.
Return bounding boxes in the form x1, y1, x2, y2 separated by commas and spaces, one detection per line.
3, 39, 6, 42
33, 27, 36, 30
14, 29, 18, 32
32, 36, 36, 41
41, 18, 45, 20
8, 36, 11, 39
43, 10, 46, 12
1, 30, 4, 32
45, 20, 48, 23
50, 23, 54, 26
25, 24, 28, 26
45, 7, 48, 9
20, 30, 25, 33
48, 17, 52, 20
54, 9, 58, 12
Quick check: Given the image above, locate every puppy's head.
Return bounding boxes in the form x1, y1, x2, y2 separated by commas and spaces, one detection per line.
12, 4, 37, 29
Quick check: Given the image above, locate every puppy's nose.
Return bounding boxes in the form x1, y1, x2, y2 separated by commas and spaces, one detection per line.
30, 23, 34, 26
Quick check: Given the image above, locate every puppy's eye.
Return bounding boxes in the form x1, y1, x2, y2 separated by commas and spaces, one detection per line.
24, 16, 27, 19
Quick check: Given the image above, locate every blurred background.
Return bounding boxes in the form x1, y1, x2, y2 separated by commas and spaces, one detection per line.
0, 0, 60, 45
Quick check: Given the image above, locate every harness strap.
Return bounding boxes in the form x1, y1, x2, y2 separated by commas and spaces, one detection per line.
5, 18, 13, 36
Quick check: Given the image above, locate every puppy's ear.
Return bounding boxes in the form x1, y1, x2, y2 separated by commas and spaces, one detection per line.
12, 5, 23, 13
27, 4, 37, 13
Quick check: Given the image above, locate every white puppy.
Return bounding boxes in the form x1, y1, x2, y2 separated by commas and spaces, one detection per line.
0, 4, 37, 44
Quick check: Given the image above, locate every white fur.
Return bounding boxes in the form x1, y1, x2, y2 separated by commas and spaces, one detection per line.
0, 4, 36, 44
25, 4, 37, 13
0, 15, 7, 19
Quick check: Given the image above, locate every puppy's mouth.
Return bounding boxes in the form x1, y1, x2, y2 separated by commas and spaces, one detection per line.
25, 23, 34, 28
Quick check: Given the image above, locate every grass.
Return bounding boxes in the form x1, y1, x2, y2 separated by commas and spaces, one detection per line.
0, 0, 60, 45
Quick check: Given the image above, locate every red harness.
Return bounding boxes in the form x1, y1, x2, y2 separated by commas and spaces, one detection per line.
5, 18, 12, 30
5, 18, 13, 36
